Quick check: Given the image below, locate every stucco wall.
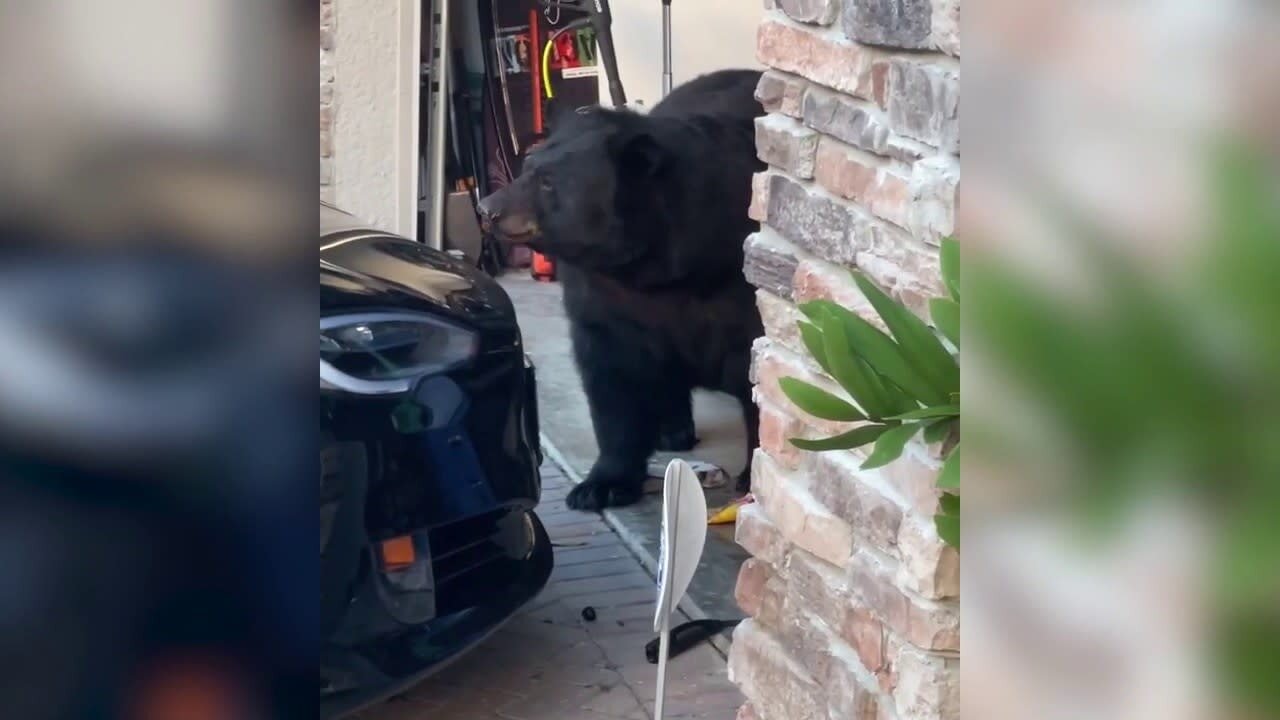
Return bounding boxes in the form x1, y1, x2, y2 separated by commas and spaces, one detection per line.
329, 0, 405, 234
601, 0, 763, 109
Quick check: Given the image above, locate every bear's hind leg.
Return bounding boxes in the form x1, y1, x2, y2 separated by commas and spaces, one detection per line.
735, 389, 759, 494
655, 379, 698, 452
718, 345, 759, 495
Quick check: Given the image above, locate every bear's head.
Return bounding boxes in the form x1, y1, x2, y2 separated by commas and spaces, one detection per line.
478, 108, 670, 273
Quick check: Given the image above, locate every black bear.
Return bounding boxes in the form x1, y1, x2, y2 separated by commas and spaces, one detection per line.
479, 69, 766, 511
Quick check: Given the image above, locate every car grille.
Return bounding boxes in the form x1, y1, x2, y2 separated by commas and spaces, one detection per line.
428, 509, 510, 615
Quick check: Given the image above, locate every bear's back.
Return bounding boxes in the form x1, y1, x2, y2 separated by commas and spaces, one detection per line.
649, 69, 763, 123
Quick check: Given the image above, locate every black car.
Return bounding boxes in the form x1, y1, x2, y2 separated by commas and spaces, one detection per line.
320, 203, 552, 718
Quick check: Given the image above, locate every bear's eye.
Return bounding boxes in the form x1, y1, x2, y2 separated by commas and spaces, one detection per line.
538, 176, 554, 193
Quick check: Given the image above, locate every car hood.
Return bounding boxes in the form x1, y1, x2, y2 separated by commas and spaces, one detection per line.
320, 232, 513, 324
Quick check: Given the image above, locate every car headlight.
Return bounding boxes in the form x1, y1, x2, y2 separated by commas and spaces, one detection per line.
319, 311, 478, 394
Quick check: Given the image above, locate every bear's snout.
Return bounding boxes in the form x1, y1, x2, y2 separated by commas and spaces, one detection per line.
478, 185, 540, 243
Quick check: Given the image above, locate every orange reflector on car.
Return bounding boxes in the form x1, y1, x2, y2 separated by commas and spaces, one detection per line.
380, 536, 415, 571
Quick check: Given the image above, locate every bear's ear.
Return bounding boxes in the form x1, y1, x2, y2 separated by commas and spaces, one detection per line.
613, 131, 666, 179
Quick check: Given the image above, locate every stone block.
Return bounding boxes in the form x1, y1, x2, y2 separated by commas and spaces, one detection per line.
757, 397, 806, 469
755, 70, 809, 118
777, 0, 840, 25
808, 451, 906, 556
887, 59, 960, 154
729, 620, 826, 720
753, 451, 855, 568
813, 138, 912, 229
766, 175, 857, 265
736, 503, 789, 567
896, 515, 960, 600
841, 0, 932, 50
757, 21, 884, 100
846, 551, 960, 652
756, 115, 820, 179
825, 646, 882, 720
800, 86, 893, 158
737, 557, 774, 617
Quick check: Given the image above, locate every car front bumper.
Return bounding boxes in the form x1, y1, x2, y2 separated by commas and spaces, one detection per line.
320, 351, 549, 718
320, 509, 552, 719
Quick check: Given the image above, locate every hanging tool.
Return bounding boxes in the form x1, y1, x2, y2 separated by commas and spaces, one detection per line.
555, 30, 579, 68
495, 35, 517, 74
514, 34, 531, 70
537, 0, 626, 107
540, 18, 590, 99
575, 26, 597, 66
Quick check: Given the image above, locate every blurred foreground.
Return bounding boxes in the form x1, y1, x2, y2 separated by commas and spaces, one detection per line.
0, 1, 314, 718
966, 1, 1280, 719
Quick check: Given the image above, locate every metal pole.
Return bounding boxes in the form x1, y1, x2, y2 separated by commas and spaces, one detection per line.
654, 621, 672, 719
653, 473, 681, 720
660, 0, 672, 97
426, 0, 452, 250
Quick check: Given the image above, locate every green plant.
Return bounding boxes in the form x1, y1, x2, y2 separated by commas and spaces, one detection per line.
967, 140, 1280, 716
780, 238, 960, 547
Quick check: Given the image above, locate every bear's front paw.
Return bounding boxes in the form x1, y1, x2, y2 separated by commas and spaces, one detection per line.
565, 475, 645, 511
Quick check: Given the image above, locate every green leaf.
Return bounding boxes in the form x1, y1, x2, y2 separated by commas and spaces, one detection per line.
822, 309, 894, 419
889, 404, 959, 421
940, 237, 960, 301
930, 297, 960, 349
853, 272, 959, 399
860, 422, 919, 470
923, 417, 955, 444
779, 377, 866, 422
827, 303, 945, 406
937, 445, 959, 489
865, 370, 920, 417
790, 424, 891, 452
939, 492, 960, 515
797, 321, 832, 374
798, 299, 845, 322
935, 513, 960, 548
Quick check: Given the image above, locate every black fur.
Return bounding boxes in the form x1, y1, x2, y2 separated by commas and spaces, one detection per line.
480, 70, 766, 511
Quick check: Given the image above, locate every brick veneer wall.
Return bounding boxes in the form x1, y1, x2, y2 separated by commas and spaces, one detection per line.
319, 0, 335, 201
728, 2, 959, 719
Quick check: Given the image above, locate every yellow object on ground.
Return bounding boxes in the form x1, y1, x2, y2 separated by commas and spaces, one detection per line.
707, 494, 755, 525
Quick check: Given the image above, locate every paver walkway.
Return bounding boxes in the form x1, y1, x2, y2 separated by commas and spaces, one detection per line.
356, 461, 744, 720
